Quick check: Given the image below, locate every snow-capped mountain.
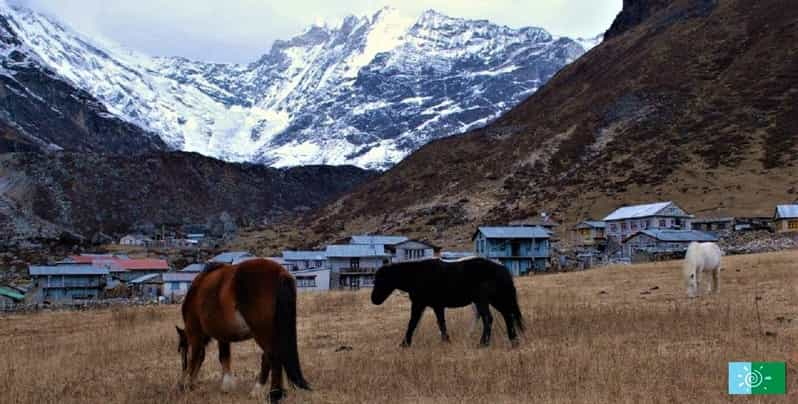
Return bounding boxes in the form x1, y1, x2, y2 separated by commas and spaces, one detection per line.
0, 3, 592, 169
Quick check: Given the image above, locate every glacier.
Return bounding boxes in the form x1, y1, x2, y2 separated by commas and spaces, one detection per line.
0, 3, 595, 169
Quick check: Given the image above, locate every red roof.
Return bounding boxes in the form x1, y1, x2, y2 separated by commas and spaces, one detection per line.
70, 255, 169, 271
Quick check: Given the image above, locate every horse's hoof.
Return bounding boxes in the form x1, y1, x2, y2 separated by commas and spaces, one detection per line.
400, 340, 411, 348
510, 339, 520, 348
250, 382, 264, 398
269, 388, 286, 403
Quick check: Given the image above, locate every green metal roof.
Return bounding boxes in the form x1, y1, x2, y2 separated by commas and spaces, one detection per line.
0, 286, 24, 301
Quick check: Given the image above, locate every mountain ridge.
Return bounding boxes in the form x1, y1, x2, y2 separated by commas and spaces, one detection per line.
245, 0, 798, 252
0, 4, 591, 169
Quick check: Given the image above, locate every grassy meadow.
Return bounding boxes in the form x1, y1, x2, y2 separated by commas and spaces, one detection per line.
1, 251, 797, 403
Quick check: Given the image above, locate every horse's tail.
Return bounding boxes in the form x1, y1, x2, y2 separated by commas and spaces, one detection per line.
275, 275, 311, 390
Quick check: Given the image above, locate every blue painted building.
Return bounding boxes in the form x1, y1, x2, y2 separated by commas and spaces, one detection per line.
28, 264, 110, 302
473, 226, 551, 275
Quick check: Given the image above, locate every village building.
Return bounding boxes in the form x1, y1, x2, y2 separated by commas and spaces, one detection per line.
119, 234, 152, 246
572, 221, 607, 247
603, 201, 693, 243
93, 258, 170, 282
129, 274, 163, 299
440, 251, 474, 260
774, 204, 798, 233
0, 286, 24, 309
210, 251, 255, 264
180, 263, 205, 273
292, 268, 331, 292
162, 272, 197, 299
282, 251, 327, 271
622, 229, 718, 262
473, 226, 551, 276
325, 244, 391, 288
393, 239, 438, 262
28, 264, 110, 302
690, 217, 736, 234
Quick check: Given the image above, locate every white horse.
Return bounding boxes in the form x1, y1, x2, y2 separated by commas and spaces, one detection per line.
682, 241, 723, 298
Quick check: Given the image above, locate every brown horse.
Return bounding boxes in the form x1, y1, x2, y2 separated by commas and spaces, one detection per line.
176, 258, 310, 402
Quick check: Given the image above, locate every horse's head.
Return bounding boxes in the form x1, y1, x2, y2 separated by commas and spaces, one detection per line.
371, 265, 396, 305
176, 326, 188, 371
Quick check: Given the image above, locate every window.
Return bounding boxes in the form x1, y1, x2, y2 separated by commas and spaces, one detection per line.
622, 223, 629, 232
659, 219, 666, 227
350, 258, 360, 270
789, 220, 798, 230
610, 224, 617, 232
631, 223, 638, 231
296, 277, 317, 288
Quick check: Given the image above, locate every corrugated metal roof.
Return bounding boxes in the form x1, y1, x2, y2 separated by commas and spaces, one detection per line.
211, 252, 254, 264
776, 204, 798, 219
350, 235, 409, 245
0, 286, 24, 301
576, 221, 606, 229
325, 244, 390, 258
162, 273, 198, 283
630, 229, 718, 242
603, 202, 687, 221
291, 267, 330, 275
129, 274, 162, 284
282, 251, 327, 261
441, 251, 476, 260
29, 265, 109, 276
180, 263, 205, 272
476, 226, 550, 239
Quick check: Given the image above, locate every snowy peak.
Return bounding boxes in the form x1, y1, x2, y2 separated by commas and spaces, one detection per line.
0, 4, 591, 169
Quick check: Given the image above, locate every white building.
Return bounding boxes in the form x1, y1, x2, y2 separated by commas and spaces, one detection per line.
393, 239, 438, 262
119, 234, 152, 246
292, 268, 331, 292
282, 251, 327, 271
162, 272, 197, 298
325, 244, 391, 289
603, 201, 692, 243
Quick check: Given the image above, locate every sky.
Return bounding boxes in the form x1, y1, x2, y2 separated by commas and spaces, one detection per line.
14, 0, 622, 64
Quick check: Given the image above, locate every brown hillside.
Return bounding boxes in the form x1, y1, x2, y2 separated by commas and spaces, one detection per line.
241, 0, 798, 252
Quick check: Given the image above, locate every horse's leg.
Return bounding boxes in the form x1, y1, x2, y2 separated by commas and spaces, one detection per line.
494, 303, 518, 346
402, 302, 425, 347
268, 351, 285, 403
250, 352, 271, 398
432, 306, 450, 342
711, 266, 720, 294
475, 300, 493, 347
218, 341, 234, 393
469, 303, 480, 334
186, 340, 207, 388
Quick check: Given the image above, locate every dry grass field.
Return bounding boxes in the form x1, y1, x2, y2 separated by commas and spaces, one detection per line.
1, 251, 797, 403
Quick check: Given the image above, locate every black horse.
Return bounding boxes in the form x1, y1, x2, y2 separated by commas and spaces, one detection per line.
371, 257, 524, 347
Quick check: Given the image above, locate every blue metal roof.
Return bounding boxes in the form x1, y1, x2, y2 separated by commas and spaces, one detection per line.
29, 265, 109, 276
630, 229, 718, 242
325, 244, 390, 258
129, 274, 162, 284
576, 221, 606, 229
603, 202, 690, 221
282, 251, 327, 261
350, 235, 409, 245
776, 204, 798, 219
180, 263, 205, 272
475, 226, 550, 239
162, 273, 198, 283
211, 252, 254, 264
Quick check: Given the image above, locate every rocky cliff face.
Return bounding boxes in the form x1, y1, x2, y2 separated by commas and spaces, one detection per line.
0, 152, 374, 244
